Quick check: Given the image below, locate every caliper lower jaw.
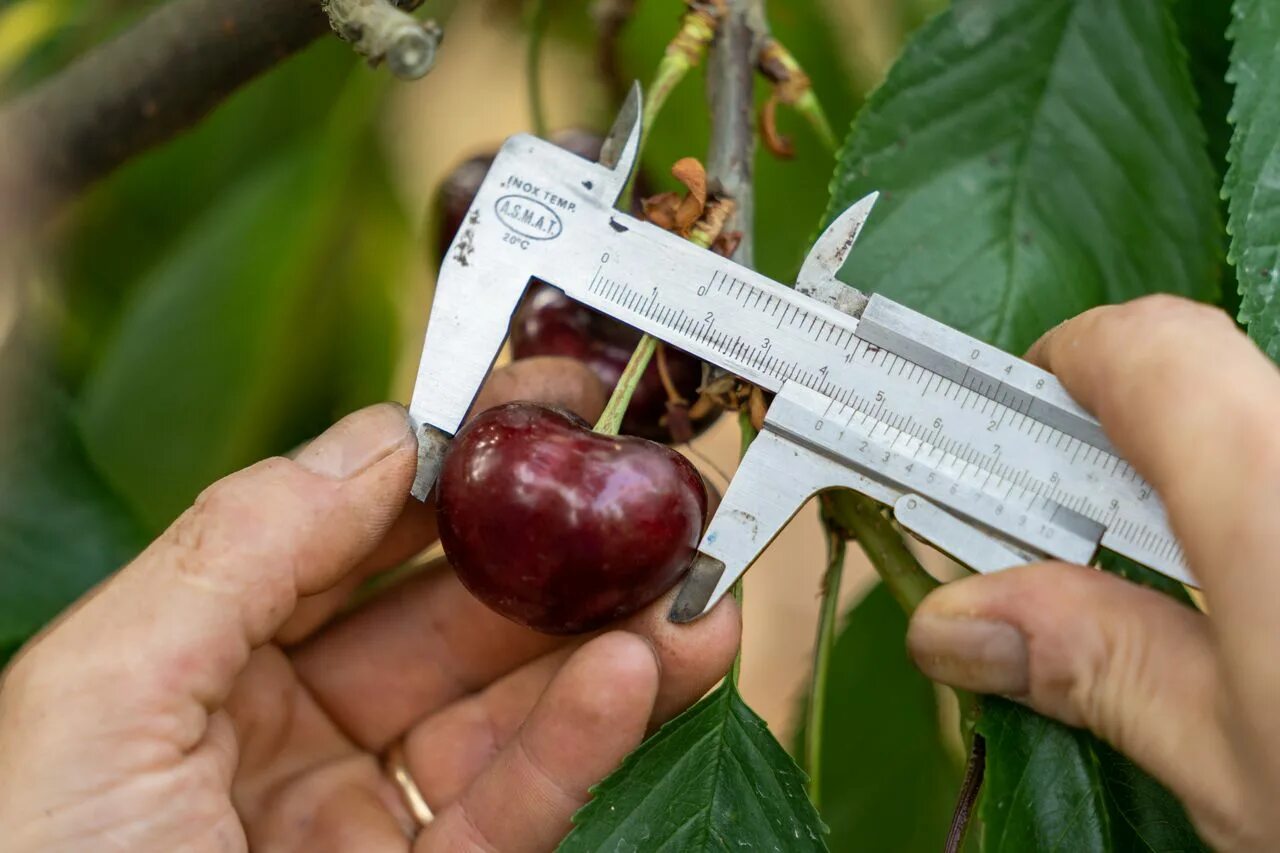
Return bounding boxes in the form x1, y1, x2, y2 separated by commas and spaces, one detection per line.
669, 402, 901, 623
667, 381, 1071, 624
410, 423, 453, 501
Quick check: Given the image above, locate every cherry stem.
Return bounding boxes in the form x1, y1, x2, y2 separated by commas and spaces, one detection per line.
526, 0, 550, 138
804, 519, 846, 808
621, 4, 724, 205
727, 406, 757, 687
793, 90, 838, 153
824, 490, 938, 614
757, 35, 838, 154
593, 334, 657, 435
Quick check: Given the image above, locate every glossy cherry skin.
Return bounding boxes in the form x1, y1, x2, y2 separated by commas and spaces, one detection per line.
509, 281, 712, 441
435, 403, 708, 634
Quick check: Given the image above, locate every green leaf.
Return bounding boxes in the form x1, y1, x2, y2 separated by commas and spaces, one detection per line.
1226, 0, 1280, 360
78, 146, 342, 530
1171, 0, 1236, 316
560, 679, 826, 851
827, 0, 1222, 354
794, 583, 959, 852
1097, 550, 1195, 608
0, 345, 144, 667
78, 76, 407, 532
977, 697, 1206, 852
1172, 0, 1233, 176
57, 40, 358, 382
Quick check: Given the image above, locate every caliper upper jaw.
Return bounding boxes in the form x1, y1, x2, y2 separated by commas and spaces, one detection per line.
794, 192, 879, 317
595, 81, 643, 208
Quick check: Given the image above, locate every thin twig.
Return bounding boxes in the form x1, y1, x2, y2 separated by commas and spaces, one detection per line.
825, 490, 938, 613
945, 734, 987, 853
804, 519, 847, 808
707, 0, 766, 683
705, 0, 764, 268
0, 0, 440, 232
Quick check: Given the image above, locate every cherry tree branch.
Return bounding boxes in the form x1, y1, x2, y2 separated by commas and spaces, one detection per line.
0, 0, 439, 230
705, 0, 764, 267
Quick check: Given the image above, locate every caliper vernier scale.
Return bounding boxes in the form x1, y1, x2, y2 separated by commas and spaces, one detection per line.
408, 86, 1195, 623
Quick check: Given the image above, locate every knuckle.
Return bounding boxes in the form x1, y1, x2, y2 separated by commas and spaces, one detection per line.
1026, 596, 1147, 746
1122, 295, 1236, 348
166, 458, 300, 561
1076, 616, 1148, 750
449, 802, 505, 853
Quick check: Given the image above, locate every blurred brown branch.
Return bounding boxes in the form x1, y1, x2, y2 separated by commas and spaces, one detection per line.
0, 0, 438, 233
591, 0, 637, 104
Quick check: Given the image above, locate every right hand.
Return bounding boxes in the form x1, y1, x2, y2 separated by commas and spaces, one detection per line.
906, 295, 1280, 850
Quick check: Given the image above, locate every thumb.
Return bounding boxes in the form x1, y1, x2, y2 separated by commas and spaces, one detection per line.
8, 403, 416, 753
906, 564, 1243, 838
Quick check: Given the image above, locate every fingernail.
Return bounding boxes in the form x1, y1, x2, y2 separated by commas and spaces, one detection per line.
296, 403, 415, 480
907, 613, 1030, 696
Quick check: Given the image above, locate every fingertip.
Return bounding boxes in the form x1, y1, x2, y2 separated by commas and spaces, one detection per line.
295, 402, 416, 482
621, 590, 741, 723
564, 632, 661, 713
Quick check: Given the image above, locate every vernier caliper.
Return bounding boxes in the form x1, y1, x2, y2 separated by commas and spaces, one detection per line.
408, 86, 1194, 623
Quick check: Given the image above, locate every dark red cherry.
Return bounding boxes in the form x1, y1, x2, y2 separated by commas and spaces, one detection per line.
509, 281, 715, 441
435, 403, 708, 634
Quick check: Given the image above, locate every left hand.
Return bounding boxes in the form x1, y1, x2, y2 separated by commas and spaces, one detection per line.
0, 356, 741, 852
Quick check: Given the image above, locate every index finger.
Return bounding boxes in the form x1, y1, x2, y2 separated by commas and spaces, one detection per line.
1025, 295, 1280, 619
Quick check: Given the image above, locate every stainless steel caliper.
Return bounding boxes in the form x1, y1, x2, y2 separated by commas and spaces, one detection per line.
407, 86, 1194, 623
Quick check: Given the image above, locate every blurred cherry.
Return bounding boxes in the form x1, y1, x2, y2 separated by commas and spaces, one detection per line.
509, 281, 716, 441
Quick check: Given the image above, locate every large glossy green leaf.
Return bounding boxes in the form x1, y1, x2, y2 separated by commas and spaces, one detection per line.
972, 553, 1204, 851
560, 679, 826, 851
79, 75, 407, 531
1097, 550, 1195, 608
1226, 0, 1280, 360
619, 0, 865, 281
793, 583, 959, 852
826, 0, 1221, 354
1171, 0, 1236, 316
1172, 0, 1233, 176
0, 345, 144, 666
977, 698, 1205, 852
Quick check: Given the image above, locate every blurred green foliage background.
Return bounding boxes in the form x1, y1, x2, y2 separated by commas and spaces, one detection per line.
0, 0, 942, 661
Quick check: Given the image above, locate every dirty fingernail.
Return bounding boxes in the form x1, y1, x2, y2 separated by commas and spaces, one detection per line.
907, 613, 1030, 697
296, 403, 415, 480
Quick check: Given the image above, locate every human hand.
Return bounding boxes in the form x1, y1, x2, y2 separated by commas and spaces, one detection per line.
906, 296, 1280, 850
0, 356, 741, 852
